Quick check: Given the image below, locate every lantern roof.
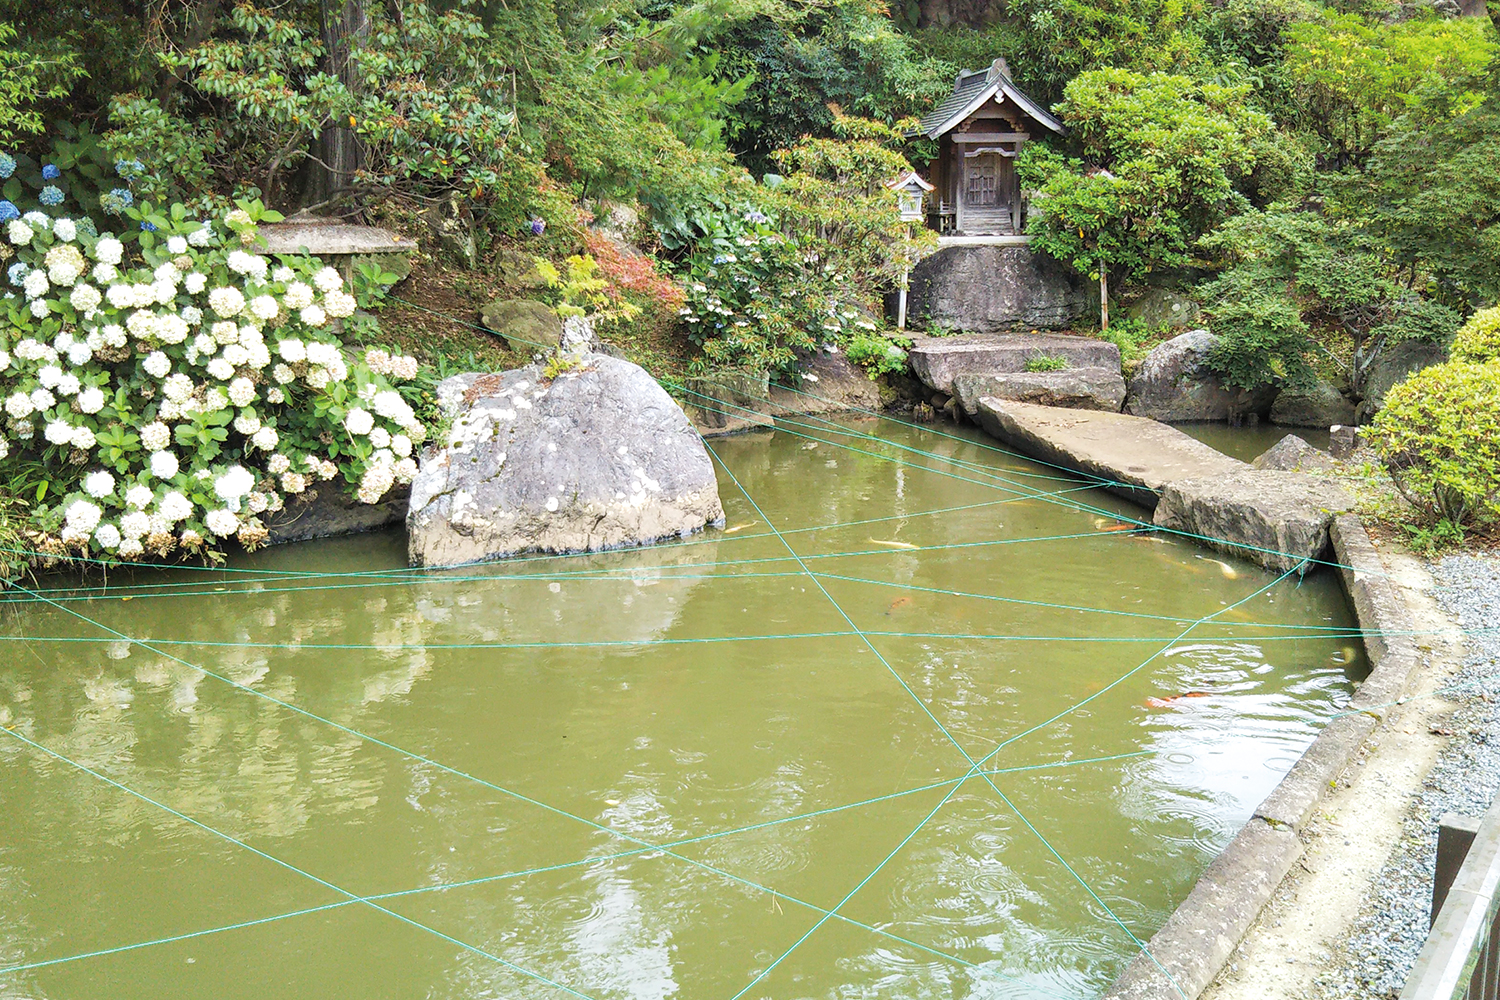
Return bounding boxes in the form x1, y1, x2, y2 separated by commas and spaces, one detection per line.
886, 170, 935, 193
916, 59, 1065, 139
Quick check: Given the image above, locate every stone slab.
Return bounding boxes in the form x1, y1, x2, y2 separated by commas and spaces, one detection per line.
1253, 712, 1378, 831
909, 333, 1122, 394
1153, 471, 1355, 574
258, 221, 417, 256
1102, 818, 1303, 1000
971, 399, 1247, 508
951, 367, 1126, 415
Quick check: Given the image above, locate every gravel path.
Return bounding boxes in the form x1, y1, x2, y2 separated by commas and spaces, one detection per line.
1316, 554, 1500, 1000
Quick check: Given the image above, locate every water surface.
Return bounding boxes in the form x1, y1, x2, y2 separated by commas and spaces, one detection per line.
0, 417, 1364, 999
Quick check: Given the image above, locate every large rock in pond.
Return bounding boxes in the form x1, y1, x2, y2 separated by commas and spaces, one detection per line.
1252, 434, 1336, 474
909, 332, 1121, 394
906, 245, 1092, 332
769, 347, 881, 417
684, 371, 775, 437
478, 299, 563, 354
951, 368, 1125, 415
1124, 329, 1273, 422
1154, 470, 1354, 574
266, 484, 410, 544
1353, 336, 1449, 422
1270, 380, 1356, 428
407, 354, 724, 567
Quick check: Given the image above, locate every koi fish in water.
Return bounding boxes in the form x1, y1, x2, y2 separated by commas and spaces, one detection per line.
886, 596, 913, 615
867, 538, 920, 550
723, 522, 759, 534
1145, 691, 1213, 708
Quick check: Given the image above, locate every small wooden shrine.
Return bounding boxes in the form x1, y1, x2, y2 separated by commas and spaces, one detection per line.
915, 59, 1064, 237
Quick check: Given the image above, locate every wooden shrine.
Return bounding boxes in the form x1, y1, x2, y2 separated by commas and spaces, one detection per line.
915, 59, 1064, 237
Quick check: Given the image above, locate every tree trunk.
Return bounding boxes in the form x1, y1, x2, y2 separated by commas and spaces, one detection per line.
1099, 266, 1109, 334
307, 0, 370, 210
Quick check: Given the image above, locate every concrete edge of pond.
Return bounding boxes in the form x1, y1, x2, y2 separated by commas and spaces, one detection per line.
965, 402, 1425, 1000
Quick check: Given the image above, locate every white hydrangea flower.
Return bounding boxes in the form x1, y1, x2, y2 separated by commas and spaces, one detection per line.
149, 450, 180, 480
275, 338, 306, 363
45, 244, 86, 286
22, 270, 49, 300
143, 351, 171, 379
283, 282, 314, 309
246, 343, 271, 369
120, 511, 151, 539
30, 388, 56, 411
251, 426, 278, 451
44, 420, 73, 444
394, 457, 418, 483
94, 238, 124, 265
205, 509, 240, 537
184, 272, 208, 294
53, 219, 77, 242
357, 463, 395, 503
212, 321, 239, 345
21, 211, 47, 228
222, 344, 249, 366
233, 411, 261, 435
77, 387, 106, 414
125, 311, 157, 341
228, 378, 256, 407
140, 422, 171, 451
167, 236, 189, 255
69, 283, 102, 314
324, 291, 356, 318
318, 459, 337, 480
69, 425, 95, 449
84, 470, 116, 498
206, 358, 235, 380
15, 339, 45, 361
344, 407, 374, 436
373, 390, 414, 427
391, 433, 412, 458
187, 225, 212, 247
192, 334, 216, 356
312, 266, 343, 293
160, 490, 192, 522
38, 365, 62, 389
306, 368, 331, 390
207, 287, 245, 318
32, 296, 52, 316
299, 304, 326, 328
56, 374, 80, 397
267, 454, 291, 474
281, 472, 307, 494
117, 537, 144, 558
157, 315, 190, 345
94, 523, 121, 549
65, 499, 102, 532
182, 305, 203, 326
67, 342, 93, 366
249, 295, 279, 321
0, 350, 9, 370
9, 221, 34, 245
272, 266, 294, 282
163, 374, 195, 403
214, 465, 256, 501
101, 324, 127, 348
272, 364, 295, 384
125, 485, 154, 509
5, 392, 33, 418
266, 386, 285, 404
368, 426, 391, 449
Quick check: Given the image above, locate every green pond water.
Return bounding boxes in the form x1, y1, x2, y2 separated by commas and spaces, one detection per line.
0, 417, 1366, 1000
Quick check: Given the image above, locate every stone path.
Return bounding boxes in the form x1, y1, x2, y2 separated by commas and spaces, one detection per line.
971, 398, 1353, 572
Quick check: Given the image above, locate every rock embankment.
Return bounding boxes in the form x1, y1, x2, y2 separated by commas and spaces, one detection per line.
407, 354, 724, 567
972, 398, 1353, 571
908, 331, 1121, 395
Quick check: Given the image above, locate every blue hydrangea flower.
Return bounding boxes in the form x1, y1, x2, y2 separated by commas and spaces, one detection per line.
100, 188, 133, 214
0, 200, 17, 223
0, 153, 14, 179
140, 220, 158, 232
7, 263, 26, 286
530, 217, 545, 236
38, 185, 64, 206
40, 163, 60, 181
114, 159, 145, 178
75, 216, 98, 238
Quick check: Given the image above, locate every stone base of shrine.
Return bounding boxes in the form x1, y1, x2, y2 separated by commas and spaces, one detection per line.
902, 244, 1092, 332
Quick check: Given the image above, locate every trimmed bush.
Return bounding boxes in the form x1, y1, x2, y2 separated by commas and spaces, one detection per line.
1451, 305, 1500, 363
1369, 359, 1500, 524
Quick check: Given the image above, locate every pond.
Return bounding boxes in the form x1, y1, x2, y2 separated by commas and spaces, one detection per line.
0, 415, 1365, 1000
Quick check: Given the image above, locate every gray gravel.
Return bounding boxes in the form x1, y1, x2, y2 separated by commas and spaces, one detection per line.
1316, 554, 1500, 1000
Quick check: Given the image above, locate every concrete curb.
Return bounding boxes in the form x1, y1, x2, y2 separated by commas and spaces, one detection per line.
1099, 515, 1428, 999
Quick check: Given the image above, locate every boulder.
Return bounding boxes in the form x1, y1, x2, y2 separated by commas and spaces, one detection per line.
1154, 470, 1355, 574
951, 367, 1126, 415
1353, 337, 1449, 422
908, 332, 1121, 394
1124, 330, 1273, 422
1270, 380, 1356, 428
265, 485, 410, 544
1252, 434, 1337, 473
906, 245, 1092, 332
1124, 287, 1201, 332
479, 299, 563, 354
1328, 425, 1361, 459
769, 348, 881, 417
685, 371, 775, 437
407, 354, 724, 567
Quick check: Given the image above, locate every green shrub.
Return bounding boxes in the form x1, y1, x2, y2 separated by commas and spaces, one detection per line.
1451, 306, 1500, 363
1369, 359, 1500, 525
0, 183, 430, 564
1370, 296, 1462, 346
845, 333, 911, 378
1024, 355, 1069, 372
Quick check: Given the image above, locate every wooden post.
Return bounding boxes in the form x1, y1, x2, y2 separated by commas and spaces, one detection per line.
1099, 265, 1109, 334
898, 268, 909, 330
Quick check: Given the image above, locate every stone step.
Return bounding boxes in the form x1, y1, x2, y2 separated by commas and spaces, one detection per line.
951, 367, 1126, 415
908, 332, 1121, 394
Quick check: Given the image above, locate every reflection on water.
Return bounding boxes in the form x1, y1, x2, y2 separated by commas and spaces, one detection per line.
0, 417, 1363, 999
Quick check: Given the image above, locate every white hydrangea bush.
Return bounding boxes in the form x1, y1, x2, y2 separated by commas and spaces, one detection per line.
0, 205, 428, 562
